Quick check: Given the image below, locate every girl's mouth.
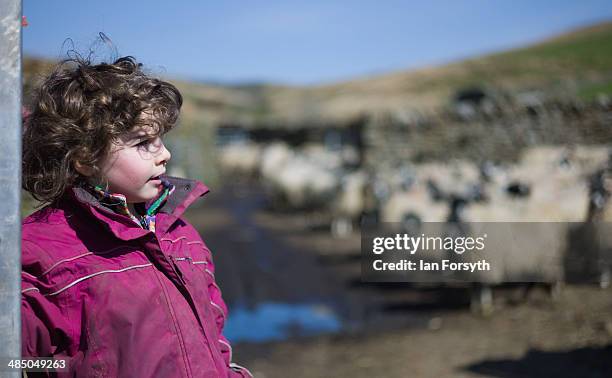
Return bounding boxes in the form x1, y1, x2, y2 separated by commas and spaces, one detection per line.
148, 177, 162, 186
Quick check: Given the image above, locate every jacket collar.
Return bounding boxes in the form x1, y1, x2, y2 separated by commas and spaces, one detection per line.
64, 175, 209, 241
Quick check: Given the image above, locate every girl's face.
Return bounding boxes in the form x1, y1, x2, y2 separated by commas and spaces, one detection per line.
98, 126, 171, 203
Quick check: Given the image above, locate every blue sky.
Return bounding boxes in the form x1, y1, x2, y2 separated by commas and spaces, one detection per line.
23, 0, 612, 85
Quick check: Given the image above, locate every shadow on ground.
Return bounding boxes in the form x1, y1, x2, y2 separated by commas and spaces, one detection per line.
464, 344, 612, 378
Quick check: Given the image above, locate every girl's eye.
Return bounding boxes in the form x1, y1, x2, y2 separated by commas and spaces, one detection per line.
136, 139, 152, 147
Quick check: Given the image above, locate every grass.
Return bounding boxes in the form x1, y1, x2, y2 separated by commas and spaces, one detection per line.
577, 80, 612, 101
408, 22, 612, 97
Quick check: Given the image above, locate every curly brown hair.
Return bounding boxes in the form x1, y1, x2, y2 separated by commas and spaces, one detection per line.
22, 56, 183, 206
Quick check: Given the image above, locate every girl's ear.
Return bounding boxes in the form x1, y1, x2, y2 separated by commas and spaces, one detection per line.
74, 161, 94, 177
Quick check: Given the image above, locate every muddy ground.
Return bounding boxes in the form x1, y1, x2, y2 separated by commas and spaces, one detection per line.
185, 184, 612, 378
234, 286, 612, 378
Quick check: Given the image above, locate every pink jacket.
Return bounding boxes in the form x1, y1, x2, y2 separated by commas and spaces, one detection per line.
21, 176, 252, 378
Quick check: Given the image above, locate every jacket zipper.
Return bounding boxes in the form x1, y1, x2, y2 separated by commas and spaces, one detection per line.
153, 268, 194, 378
170, 255, 228, 374
170, 256, 188, 286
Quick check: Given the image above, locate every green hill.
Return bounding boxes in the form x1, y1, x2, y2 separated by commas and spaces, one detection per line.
24, 21, 612, 126
172, 21, 612, 125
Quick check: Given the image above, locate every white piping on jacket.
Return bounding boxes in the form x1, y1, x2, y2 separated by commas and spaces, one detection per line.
159, 237, 204, 247
219, 341, 254, 378
218, 338, 233, 362
160, 236, 187, 243
174, 258, 208, 266
172, 257, 223, 316
204, 268, 215, 278
40, 252, 93, 276
229, 362, 253, 377
21, 287, 40, 294
188, 260, 215, 278
22, 271, 38, 280
37, 246, 135, 278
45, 263, 153, 297
209, 300, 227, 319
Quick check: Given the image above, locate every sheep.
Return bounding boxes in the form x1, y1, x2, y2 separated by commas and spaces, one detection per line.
574, 152, 612, 288
464, 145, 610, 222
378, 160, 483, 225
455, 145, 612, 310
367, 146, 612, 313
260, 142, 293, 181
413, 160, 482, 200
218, 142, 262, 178
330, 170, 372, 237
381, 185, 448, 224
273, 155, 340, 209
259, 142, 341, 210
301, 143, 344, 171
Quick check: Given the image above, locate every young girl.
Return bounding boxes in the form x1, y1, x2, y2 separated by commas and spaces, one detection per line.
21, 56, 252, 377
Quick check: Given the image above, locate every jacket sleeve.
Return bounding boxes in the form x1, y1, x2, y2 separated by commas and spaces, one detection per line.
21, 238, 72, 376
183, 221, 253, 378
21, 287, 53, 358
21, 273, 71, 359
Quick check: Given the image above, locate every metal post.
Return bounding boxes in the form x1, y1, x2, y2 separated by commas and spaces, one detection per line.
0, 0, 23, 376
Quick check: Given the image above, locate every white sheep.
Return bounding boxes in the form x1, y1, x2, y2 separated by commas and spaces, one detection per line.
331, 170, 370, 237
260, 142, 341, 209
218, 142, 262, 177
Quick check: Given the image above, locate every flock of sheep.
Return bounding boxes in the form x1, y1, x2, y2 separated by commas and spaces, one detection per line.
219, 141, 612, 224
218, 141, 612, 311
219, 141, 367, 233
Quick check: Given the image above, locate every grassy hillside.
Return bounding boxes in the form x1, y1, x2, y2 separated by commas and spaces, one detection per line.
170, 21, 612, 125
24, 21, 612, 126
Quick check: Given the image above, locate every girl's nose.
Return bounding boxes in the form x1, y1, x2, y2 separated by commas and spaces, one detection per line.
156, 140, 171, 166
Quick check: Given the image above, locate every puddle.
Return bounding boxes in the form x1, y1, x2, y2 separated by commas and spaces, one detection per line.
224, 302, 343, 343
199, 185, 431, 343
